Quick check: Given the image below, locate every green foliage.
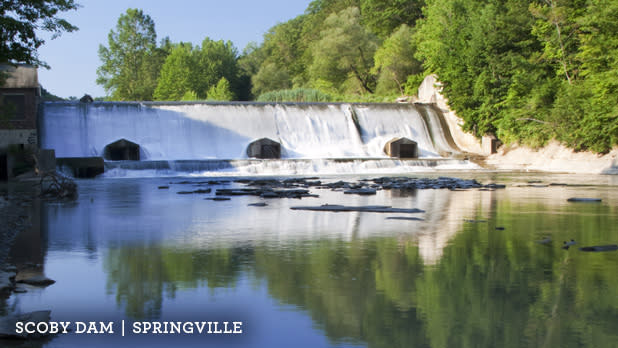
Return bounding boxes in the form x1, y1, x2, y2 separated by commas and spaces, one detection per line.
97, 8, 165, 101
309, 7, 379, 94
412, 0, 618, 152
256, 88, 332, 102
206, 77, 234, 101
40, 86, 64, 101
0, 0, 79, 67
360, 0, 424, 38
153, 43, 195, 101
194, 38, 240, 99
180, 90, 199, 102
372, 24, 422, 95
252, 62, 292, 96
153, 38, 242, 101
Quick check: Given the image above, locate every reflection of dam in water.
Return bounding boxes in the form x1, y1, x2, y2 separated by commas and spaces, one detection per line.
39, 102, 472, 175
41, 179, 496, 265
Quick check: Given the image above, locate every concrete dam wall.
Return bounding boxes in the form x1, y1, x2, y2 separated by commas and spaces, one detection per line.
39, 102, 460, 161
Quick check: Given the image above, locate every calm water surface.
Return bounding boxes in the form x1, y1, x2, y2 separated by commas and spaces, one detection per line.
5, 173, 618, 348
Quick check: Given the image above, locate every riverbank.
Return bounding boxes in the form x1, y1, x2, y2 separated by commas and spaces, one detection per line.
482, 141, 618, 174
416, 75, 618, 175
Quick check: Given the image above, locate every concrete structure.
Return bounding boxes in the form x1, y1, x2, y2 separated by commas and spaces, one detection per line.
104, 138, 140, 161
417, 74, 484, 154
482, 134, 499, 155
384, 137, 418, 159
246, 138, 281, 159
57, 157, 104, 178
1, 64, 40, 180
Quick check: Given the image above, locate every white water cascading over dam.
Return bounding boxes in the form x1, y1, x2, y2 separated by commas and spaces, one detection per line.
39, 102, 475, 176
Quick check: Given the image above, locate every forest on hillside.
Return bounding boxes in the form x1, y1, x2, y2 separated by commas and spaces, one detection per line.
95, 1, 618, 153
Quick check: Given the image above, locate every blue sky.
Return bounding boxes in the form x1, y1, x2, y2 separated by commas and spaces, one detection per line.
36, 0, 312, 98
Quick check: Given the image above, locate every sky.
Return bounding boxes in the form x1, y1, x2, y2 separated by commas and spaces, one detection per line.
36, 0, 313, 99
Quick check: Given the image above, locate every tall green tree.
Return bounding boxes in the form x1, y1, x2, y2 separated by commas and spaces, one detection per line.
97, 8, 164, 100
372, 24, 422, 95
193, 38, 240, 99
252, 62, 292, 96
309, 7, 379, 94
153, 43, 195, 101
0, 0, 79, 67
550, 0, 618, 152
530, 0, 585, 84
360, 0, 424, 39
206, 77, 234, 101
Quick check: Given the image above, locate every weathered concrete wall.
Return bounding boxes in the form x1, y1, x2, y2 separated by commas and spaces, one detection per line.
0, 129, 37, 149
1, 65, 39, 132
57, 157, 104, 178
417, 75, 484, 154
0, 65, 38, 89
482, 135, 499, 155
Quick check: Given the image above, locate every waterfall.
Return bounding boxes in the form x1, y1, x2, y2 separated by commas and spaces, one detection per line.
40, 101, 461, 161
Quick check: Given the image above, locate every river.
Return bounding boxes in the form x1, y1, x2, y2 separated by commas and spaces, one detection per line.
4, 172, 617, 348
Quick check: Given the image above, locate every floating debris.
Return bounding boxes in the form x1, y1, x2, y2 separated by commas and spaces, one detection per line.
205, 197, 230, 201
291, 204, 424, 214
495, 226, 506, 230
464, 219, 487, 223
579, 245, 618, 252
158, 186, 169, 189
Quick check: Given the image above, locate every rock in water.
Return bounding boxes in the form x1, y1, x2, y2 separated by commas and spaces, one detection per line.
0, 271, 16, 292
535, 237, 552, 245
248, 202, 268, 207
344, 188, 377, 195
17, 275, 56, 287
562, 239, 576, 250
386, 216, 424, 221
291, 205, 424, 214
567, 198, 601, 202
579, 245, 618, 252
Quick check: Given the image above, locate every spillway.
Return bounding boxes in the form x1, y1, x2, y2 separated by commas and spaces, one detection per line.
39, 101, 473, 176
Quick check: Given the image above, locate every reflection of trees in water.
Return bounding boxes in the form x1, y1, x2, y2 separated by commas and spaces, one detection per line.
103, 201, 618, 347
253, 239, 430, 347
103, 245, 247, 319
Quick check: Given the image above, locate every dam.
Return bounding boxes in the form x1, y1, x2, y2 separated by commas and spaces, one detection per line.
39, 101, 474, 176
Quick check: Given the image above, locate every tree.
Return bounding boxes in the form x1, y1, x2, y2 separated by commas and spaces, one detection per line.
154, 38, 242, 101
372, 24, 422, 95
206, 77, 234, 101
153, 43, 195, 101
0, 0, 79, 67
96, 8, 164, 100
530, 0, 585, 84
193, 38, 240, 98
252, 62, 292, 96
309, 7, 379, 94
360, 0, 424, 39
